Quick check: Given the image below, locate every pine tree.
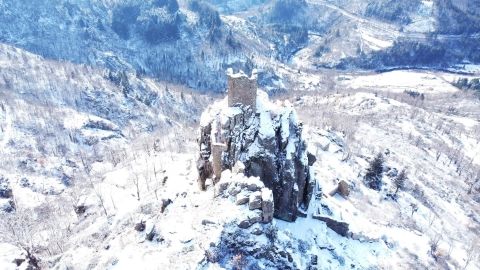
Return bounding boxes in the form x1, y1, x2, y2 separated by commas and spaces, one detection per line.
365, 153, 384, 190
394, 169, 407, 194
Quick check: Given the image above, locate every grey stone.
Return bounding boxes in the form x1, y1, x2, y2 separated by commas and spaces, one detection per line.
202, 219, 216, 226
227, 69, 257, 111
249, 191, 262, 210
249, 210, 263, 224
215, 181, 229, 197
238, 219, 252, 229
338, 180, 350, 197
196, 159, 212, 191
135, 221, 146, 232
160, 199, 172, 213
312, 214, 349, 237
247, 182, 261, 192
236, 192, 249, 205
307, 152, 317, 166
228, 185, 242, 196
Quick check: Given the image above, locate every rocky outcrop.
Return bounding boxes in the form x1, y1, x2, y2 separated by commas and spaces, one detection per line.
329, 180, 350, 198
312, 214, 349, 237
261, 188, 274, 223
197, 86, 315, 222
215, 170, 274, 228
312, 200, 350, 237
208, 222, 298, 269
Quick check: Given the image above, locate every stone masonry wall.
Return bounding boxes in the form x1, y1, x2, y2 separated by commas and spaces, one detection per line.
227, 69, 257, 110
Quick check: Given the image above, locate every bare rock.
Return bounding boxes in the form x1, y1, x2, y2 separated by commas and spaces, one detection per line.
134, 220, 146, 232
307, 152, 317, 166
238, 219, 252, 229
74, 205, 87, 215
160, 198, 172, 213
145, 224, 156, 241
338, 180, 350, 197
238, 210, 262, 229
215, 181, 230, 197
247, 182, 261, 192
249, 210, 263, 224
228, 185, 242, 196
236, 192, 249, 205
196, 159, 213, 191
202, 219, 216, 226
312, 214, 349, 237
249, 191, 262, 210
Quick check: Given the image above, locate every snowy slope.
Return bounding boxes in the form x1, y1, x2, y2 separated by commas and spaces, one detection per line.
294, 71, 480, 269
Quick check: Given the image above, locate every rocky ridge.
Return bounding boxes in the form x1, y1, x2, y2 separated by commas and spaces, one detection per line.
197, 73, 316, 222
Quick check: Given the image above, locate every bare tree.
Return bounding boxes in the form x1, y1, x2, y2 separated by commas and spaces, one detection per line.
429, 232, 442, 259
133, 173, 141, 201
0, 208, 41, 269
88, 177, 108, 216
464, 239, 479, 270
467, 169, 480, 194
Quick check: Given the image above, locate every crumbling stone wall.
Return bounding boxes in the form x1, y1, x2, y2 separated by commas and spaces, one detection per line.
211, 143, 227, 183
227, 69, 257, 111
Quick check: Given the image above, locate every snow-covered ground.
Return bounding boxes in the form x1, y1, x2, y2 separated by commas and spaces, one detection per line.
294, 72, 480, 269
342, 70, 460, 94
1, 26, 480, 270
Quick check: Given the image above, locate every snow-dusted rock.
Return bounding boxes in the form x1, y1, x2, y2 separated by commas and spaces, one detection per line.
261, 188, 274, 223
235, 192, 249, 205
312, 214, 350, 237
197, 90, 315, 221
232, 161, 245, 174
248, 191, 262, 210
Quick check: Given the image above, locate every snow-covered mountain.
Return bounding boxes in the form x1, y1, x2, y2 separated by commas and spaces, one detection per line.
0, 0, 479, 270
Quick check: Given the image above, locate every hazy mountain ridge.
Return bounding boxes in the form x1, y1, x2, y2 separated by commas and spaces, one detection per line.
1, 0, 478, 93
0, 0, 253, 92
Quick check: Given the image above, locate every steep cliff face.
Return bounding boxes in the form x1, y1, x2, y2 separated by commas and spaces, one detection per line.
197, 90, 315, 222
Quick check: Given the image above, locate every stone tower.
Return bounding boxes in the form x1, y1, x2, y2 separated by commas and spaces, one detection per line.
226, 68, 258, 111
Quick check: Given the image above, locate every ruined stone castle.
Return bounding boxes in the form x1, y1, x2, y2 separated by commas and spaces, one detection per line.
210, 69, 258, 181
197, 69, 315, 222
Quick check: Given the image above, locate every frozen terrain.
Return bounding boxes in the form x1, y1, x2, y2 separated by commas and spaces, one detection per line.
0, 0, 480, 269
